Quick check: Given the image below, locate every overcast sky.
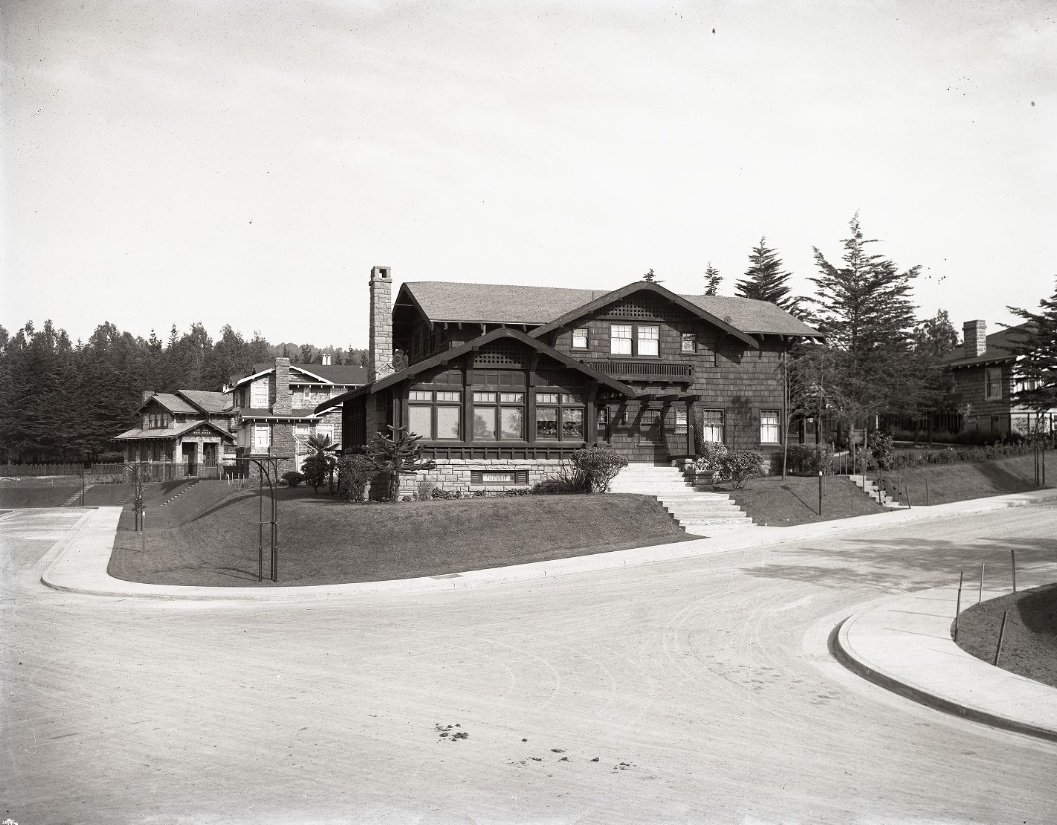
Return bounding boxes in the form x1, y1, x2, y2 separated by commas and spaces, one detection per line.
2, 0, 1054, 350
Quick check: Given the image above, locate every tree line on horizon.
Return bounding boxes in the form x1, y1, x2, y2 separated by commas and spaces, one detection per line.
0, 321, 368, 464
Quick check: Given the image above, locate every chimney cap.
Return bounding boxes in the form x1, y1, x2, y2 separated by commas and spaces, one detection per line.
371, 265, 391, 280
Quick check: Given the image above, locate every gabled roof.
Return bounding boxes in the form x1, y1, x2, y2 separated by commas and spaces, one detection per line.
142, 393, 198, 415
680, 295, 823, 338
178, 390, 234, 414
230, 362, 366, 389
941, 323, 1034, 369
396, 282, 610, 326
315, 328, 639, 414
114, 420, 235, 441
397, 280, 822, 342
530, 282, 763, 348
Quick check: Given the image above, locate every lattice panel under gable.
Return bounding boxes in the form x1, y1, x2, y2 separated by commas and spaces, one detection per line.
473, 341, 530, 368
605, 295, 668, 319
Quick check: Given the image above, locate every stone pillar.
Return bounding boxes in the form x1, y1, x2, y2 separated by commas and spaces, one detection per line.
963, 320, 987, 358
369, 266, 394, 383
273, 358, 292, 414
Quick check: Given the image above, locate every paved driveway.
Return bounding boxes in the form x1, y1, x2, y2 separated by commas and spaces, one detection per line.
2, 504, 1056, 824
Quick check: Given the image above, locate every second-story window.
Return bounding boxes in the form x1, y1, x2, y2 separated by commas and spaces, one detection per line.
681, 333, 696, 353
985, 368, 1003, 400
610, 323, 660, 357
572, 328, 589, 349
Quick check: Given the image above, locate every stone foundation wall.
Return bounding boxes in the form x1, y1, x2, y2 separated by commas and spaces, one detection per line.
385, 459, 568, 497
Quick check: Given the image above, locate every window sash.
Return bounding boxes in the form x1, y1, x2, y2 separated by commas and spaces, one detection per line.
675, 407, 688, 434
760, 410, 781, 443
681, 333, 696, 353
436, 406, 461, 440
409, 405, 433, 439
701, 410, 724, 443
572, 328, 589, 349
985, 368, 1003, 400
637, 325, 659, 357
611, 324, 633, 355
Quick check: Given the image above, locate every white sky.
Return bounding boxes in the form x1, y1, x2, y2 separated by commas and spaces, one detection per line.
2, 0, 1055, 349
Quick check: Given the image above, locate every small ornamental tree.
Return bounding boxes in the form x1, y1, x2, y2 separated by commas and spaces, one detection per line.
367, 425, 437, 502
570, 444, 628, 492
301, 434, 337, 493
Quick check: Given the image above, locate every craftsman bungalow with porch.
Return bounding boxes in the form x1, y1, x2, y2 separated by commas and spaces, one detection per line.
316, 267, 822, 494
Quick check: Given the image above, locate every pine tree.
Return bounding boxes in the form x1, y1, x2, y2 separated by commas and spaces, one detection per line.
703, 263, 722, 295
735, 237, 801, 316
642, 268, 659, 283
804, 215, 922, 435
1006, 277, 1057, 428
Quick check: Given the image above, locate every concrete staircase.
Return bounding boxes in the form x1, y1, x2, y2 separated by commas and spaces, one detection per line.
608, 464, 754, 535
849, 474, 907, 509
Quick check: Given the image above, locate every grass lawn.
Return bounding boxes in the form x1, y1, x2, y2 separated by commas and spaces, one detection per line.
109, 485, 693, 587
954, 583, 1057, 689
722, 475, 888, 526
877, 453, 1051, 506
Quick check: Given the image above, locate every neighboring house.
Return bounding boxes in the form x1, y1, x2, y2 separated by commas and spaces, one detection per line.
225, 356, 366, 474
115, 356, 366, 476
941, 320, 1056, 438
317, 266, 822, 494
114, 390, 236, 474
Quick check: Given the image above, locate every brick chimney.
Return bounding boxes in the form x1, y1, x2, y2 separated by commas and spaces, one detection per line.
272, 357, 292, 414
963, 320, 987, 358
369, 265, 394, 383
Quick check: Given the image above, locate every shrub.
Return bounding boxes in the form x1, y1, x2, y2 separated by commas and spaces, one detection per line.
868, 430, 894, 471
569, 444, 628, 493
717, 449, 766, 489
281, 471, 305, 488
336, 453, 377, 502
774, 443, 835, 476
692, 442, 729, 484
417, 480, 436, 501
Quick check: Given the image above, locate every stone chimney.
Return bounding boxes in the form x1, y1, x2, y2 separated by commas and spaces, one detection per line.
141, 390, 155, 406
963, 320, 987, 358
272, 357, 292, 414
369, 265, 394, 383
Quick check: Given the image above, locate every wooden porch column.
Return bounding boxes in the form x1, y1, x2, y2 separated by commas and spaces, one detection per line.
686, 397, 695, 456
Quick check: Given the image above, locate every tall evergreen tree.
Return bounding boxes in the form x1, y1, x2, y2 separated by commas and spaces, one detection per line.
804, 215, 921, 435
736, 237, 801, 316
1006, 276, 1057, 427
703, 263, 722, 295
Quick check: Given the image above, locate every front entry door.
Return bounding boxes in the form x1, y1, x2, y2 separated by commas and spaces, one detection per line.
182, 443, 197, 476
637, 408, 668, 464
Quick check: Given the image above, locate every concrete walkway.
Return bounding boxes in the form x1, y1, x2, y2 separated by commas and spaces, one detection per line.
34, 487, 1057, 742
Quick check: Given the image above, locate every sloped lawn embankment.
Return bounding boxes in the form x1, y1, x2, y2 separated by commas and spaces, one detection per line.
110, 485, 693, 587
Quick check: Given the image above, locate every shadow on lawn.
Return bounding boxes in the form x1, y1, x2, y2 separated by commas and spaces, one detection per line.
779, 484, 820, 515
743, 534, 1057, 591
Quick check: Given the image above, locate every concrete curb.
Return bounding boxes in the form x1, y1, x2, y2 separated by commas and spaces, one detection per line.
832, 588, 1057, 743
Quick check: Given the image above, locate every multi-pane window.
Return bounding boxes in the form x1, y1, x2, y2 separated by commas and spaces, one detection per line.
638, 325, 659, 356
535, 391, 585, 440
681, 333, 696, 353
985, 368, 1003, 400
760, 410, 781, 444
250, 379, 269, 408
253, 423, 271, 451
146, 412, 171, 429
408, 389, 462, 440
572, 328, 589, 349
701, 410, 724, 443
675, 407, 688, 435
611, 324, 633, 355
610, 323, 660, 357
473, 391, 524, 440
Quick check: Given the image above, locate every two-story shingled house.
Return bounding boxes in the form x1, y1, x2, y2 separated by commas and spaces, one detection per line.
942, 320, 1055, 438
317, 266, 822, 494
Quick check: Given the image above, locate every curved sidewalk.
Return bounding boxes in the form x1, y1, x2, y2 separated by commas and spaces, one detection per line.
32, 489, 1057, 743
835, 585, 1057, 743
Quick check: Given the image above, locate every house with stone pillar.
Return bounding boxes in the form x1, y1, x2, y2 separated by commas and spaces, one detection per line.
317, 267, 822, 494
941, 319, 1056, 438
226, 356, 366, 476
